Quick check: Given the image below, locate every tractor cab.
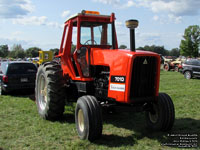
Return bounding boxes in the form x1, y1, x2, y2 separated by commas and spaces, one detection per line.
59, 10, 118, 79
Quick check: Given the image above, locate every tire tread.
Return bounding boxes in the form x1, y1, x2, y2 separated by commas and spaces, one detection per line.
145, 93, 175, 131
35, 61, 65, 120
75, 95, 102, 141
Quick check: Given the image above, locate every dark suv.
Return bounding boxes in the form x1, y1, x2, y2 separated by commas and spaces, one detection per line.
0, 61, 37, 95
182, 59, 200, 79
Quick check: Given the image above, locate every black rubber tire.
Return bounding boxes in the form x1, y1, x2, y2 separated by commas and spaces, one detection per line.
35, 61, 65, 120
184, 71, 192, 79
163, 63, 170, 71
145, 93, 175, 131
75, 95, 102, 141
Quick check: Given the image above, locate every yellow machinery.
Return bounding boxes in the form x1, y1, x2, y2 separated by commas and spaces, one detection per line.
38, 51, 53, 65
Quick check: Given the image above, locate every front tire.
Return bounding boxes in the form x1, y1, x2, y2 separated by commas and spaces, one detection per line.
145, 93, 175, 131
184, 71, 192, 79
75, 95, 102, 141
35, 61, 65, 120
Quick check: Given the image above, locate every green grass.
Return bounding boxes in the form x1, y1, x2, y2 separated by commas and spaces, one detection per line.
0, 71, 200, 150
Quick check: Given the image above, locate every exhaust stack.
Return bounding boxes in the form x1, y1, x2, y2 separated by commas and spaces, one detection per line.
126, 20, 139, 52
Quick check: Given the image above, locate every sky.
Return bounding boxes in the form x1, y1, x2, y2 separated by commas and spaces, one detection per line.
0, 0, 200, 51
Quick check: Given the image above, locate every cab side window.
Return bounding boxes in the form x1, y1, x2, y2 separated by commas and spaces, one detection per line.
71, 26, 77, 55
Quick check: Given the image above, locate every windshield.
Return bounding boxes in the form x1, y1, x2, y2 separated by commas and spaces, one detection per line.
80, 22, 112, 45
7, 63, 37, 75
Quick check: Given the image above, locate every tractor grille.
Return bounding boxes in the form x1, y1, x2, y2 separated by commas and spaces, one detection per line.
130, 56, 157, 102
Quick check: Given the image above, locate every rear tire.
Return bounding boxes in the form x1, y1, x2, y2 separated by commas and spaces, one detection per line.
75, 95, 102, 141
145, 93, 175, 131
163, 63, 170, 71
184, 71, 192, 79
35, 61, 65, 120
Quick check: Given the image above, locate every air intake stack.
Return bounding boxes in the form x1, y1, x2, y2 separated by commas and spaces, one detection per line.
125, 20, 139, 52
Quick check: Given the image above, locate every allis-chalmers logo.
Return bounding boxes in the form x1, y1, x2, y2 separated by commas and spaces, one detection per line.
143, 59, 148, 64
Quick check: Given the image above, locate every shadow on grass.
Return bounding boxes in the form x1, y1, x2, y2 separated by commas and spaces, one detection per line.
6, 89, 35, 101
58, 113, 75, 124
94, 110, 200, 148
94, 134, 137, 147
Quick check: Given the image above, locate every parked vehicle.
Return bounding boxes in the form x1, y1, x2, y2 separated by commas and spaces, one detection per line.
31, 51, 53, 67
163, 57, 186, 72
0, 61, 37, 95
182, 59, 200, 79
177, 64, 183, 72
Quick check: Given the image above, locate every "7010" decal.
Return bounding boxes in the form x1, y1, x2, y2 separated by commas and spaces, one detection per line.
111, 76, 126, 83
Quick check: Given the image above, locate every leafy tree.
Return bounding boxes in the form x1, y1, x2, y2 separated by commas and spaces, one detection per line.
119, 45, 127, 49
0, 45, 9, 58
26, 47, 41, 57
169, 48, 180, 57
9, 44, 25, 58
152, 46, 166, 55
137, 46, 145, 50
137, 45, 169, 56
180, 25, 200, 57
49, 48, 59, 55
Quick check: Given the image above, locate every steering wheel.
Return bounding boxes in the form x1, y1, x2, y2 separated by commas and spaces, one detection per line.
84, 39, 97, 45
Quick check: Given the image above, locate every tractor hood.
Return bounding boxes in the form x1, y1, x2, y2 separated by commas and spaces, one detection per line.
90, 48, 160, 67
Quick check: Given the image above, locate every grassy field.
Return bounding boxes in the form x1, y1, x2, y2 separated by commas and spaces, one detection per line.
0, 71, 200, 150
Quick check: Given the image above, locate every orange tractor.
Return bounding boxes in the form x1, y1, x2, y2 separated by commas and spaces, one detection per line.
35, 10, 175, 141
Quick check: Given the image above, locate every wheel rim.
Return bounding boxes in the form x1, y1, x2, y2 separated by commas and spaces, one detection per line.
148, 104, 159, 123
38, 74, 47, 110
78, 109, 84, 132
185, 72, 191, 79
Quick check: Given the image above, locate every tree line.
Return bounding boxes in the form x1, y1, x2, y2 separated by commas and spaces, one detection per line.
0, 25, 199, 59
0, 44, 59, 59
1, 44, 177, 59
119, 44, 180, 56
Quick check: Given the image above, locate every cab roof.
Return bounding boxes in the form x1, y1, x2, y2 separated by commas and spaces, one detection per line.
65, 11, 111, 23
